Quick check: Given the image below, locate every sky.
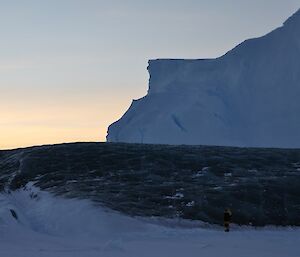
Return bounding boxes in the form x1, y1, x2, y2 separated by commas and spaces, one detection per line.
0, 0, 299, 150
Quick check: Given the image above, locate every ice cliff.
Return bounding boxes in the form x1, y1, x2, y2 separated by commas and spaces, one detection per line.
107, 9, 300, 147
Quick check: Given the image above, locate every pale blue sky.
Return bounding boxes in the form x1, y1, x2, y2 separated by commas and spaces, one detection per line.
0, 0, 299, 149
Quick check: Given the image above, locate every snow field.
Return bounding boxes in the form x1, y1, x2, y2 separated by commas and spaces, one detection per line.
0, 184, 299, 257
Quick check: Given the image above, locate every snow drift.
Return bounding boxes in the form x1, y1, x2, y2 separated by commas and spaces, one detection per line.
107, 9, 300, 147
1, 184, 300, 257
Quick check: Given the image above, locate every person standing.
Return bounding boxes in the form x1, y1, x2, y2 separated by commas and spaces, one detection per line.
224, 208, 232, 232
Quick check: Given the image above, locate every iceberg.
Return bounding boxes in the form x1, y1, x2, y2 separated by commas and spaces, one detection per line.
107, 9, 300, 148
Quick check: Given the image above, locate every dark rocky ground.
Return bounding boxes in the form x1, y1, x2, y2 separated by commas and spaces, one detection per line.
1, 142, 300, 226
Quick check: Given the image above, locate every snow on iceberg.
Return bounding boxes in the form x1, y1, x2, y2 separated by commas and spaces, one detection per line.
107, 9, 300, 148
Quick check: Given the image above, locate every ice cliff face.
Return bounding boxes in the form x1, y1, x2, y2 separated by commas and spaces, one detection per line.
107, 9, 300, 147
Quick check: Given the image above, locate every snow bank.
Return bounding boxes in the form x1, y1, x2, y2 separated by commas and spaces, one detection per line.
1, 184, 300, 257
107, 9, 300, 148
0, 183, 150, 238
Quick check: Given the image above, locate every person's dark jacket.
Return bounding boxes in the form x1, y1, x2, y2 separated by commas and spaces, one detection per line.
224, 210, 232, 222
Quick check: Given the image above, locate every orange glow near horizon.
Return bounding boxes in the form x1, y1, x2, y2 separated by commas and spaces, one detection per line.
0, 126, 107, 150
0, 95, 133, 150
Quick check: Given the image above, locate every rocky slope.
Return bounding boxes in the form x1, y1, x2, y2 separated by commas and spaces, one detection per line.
1, 142, 300, 226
